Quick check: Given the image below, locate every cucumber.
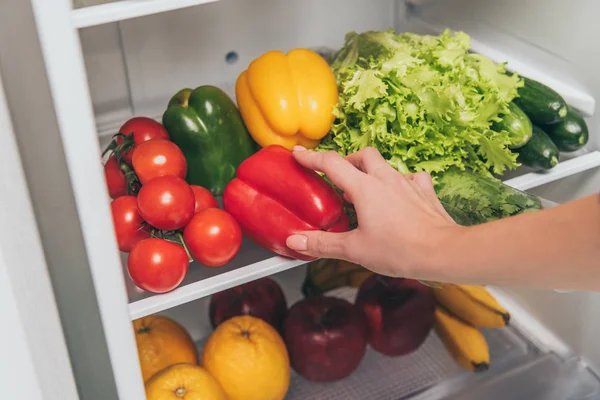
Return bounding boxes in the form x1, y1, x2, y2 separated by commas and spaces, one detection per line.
492, 102, 533, 149
543, 106, 589, 152
516, 125, 559, 170
513, 77, 567, 125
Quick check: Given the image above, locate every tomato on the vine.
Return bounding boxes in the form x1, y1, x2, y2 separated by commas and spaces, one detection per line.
183, 208, 242, 267
190, 185, 219, 213
104, 155, 127, 199
127, 238, 188, 293
117, 117, 170, 164
137, 175, 195, 231
110, 196, 150, 252
132, 139, 187, 184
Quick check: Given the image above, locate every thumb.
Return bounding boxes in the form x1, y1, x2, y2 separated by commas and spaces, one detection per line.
286, 230, 352, 260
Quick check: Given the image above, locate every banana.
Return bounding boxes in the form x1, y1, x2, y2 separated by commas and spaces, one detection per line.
432, 284, 510, 328
434, 307, 490, 373
302, 259, 373, 297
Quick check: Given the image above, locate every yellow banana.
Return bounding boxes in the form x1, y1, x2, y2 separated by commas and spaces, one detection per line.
432, 284, 510, 328
434, 307, 490, 373
302, 259, 374, 296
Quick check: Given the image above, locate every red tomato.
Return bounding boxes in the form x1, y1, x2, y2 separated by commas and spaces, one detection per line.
132, 139, 187, 184
127, 238, 188, 293
183, 208, 242, 267
104, 155, 127, 199
137, 176, 195, 231
110, 196, 150, 252
117, 117, 170, 164
190, 185, 219, 213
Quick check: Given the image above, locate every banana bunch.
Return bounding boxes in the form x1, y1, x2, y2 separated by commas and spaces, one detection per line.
301, 258, 373, 297
432, 283, 511, 373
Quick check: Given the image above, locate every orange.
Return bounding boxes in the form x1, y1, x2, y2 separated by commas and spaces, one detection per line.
201, 315, 290, 400
145, 363, 227, 400
133, 315, 198, 382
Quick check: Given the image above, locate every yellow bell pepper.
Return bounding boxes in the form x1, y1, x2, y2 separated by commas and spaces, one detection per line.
235, 48, 338, 150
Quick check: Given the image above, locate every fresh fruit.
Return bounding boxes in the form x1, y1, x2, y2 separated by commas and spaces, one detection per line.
516, 125, 559, 170
182, 208, 242, 267
223, 145, 349, 261
104, 155, 128, 198
283, 296, 368, 382
137, 176, 195, 231
133, 315, 198, 382
162, 85, 256, 195
514, 77, 567, 125
202, 315, 290, 400
236, 48, 338, 150
209, 277, 287, 330
302, 258, 374, 297
131, 139, 187, 185
355, 276, 436, 356
190, 185, 219, 213
432, 284, 510, 328
145, 364, 227, 400
491, 102, 533, 149
543, 105, 589, 152
110, 195, 150, 252
127, 238, 188, 293
434, 307, 490, 372
116, 117, 170, 164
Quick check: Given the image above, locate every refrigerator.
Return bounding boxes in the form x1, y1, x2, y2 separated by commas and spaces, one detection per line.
0, 0, 599, 398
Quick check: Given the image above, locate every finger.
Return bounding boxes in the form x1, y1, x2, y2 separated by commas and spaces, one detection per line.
292, 148, 364, 194
345, 147, 394, 179
286, 230, 354, 260
410, 172, 454, 221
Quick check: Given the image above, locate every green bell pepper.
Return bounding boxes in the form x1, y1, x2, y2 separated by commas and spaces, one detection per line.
162, 85, 256, 195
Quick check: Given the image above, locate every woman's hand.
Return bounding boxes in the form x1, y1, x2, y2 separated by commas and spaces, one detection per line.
286, 146, 464, 279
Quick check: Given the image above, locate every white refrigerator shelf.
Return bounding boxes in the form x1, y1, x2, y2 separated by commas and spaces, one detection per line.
72, 0, 219, 28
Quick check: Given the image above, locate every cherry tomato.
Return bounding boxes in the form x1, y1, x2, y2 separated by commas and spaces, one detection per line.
183, 208, 242, 267
110, 196, 150, 252
117, 117, 170, 164
127, 238, 188, 293
104, 155, 127, 199
132, 139, 187, 184
190, 185, 219, 213
137, 176, 195, 231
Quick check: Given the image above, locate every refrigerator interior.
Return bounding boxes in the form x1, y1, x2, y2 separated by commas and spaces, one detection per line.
9, 0, 599, 397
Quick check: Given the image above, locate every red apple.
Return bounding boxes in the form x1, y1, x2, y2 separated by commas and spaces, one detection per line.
355, 275, 435, 357
283, 296, 368, 382
209, 277, 287, 331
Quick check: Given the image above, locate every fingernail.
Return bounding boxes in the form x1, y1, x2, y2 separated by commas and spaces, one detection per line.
292, 145, 307, 152
286, 235, 308, 251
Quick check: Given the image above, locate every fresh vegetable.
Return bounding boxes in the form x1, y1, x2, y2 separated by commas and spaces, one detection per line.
543, 105, 589, 152
116, 117, 170, 165
131, 139, 187, 184
127, 238, 189, 293
162, 85, 256, 196
110, 196, 150, 252
182, 208, 242, 267
432, 284, 510, 328
190, 185, 219, 214
104, 155, 128, 199
491, 102, 533, 149
235, 48, 338, 150
301, 258, 373, 297
318, 29, 523, 177
137, 175, 195, 231
513, 76, 567, 125
223, 145, 349, 261
516, 125, 559, 170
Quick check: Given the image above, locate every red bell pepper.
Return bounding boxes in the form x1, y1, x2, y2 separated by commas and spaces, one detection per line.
223, 145, 349, 261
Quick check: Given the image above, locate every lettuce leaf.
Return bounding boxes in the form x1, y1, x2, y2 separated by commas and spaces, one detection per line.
318, 29, 523, 178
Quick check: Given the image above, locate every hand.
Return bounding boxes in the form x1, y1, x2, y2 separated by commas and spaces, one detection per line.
286, 147, 464, 279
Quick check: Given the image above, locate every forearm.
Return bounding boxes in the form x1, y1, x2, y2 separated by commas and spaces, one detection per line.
432, 194, 600, 290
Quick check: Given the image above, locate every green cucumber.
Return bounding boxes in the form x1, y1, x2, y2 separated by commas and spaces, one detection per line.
543, 106, 589, 152
492, 102, 533, 149
513, 77, 567, 125
516, 125, 559, 170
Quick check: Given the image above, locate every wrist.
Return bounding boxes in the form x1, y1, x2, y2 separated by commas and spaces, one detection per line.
423, 225, 472, 282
